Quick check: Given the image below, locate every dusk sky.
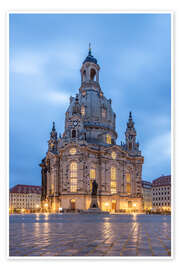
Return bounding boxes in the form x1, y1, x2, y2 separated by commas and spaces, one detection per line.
9, 13, 171, 187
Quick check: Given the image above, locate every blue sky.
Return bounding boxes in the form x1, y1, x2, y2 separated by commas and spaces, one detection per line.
9, 13, 171, 187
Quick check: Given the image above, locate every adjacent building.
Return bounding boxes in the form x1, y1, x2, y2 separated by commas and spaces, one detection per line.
152, 175, 171, 212
9, 185, 41, 213
142, 180, 152, 211
40, 47, 144, 213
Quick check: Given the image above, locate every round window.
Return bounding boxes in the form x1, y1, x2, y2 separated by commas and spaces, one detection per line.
69, 148, 77, 155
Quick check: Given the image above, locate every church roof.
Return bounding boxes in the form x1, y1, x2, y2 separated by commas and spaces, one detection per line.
83, 47, 97, 65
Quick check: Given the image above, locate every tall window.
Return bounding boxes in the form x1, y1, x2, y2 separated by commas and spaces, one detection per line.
90, 69, 96, 81
72, 129, 76, 138
81, 105, 85, 116
82, 70, 86, 82
102, 108, 106, 118
70, 162, 77, 192
106, 134, 111, 144
111, 167, 116, 194
90, 167, 96, 192
126, 173, 131, 193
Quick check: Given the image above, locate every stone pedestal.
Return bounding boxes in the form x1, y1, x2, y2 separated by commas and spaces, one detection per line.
90, 195, 99, 209
83, 194, 109, 214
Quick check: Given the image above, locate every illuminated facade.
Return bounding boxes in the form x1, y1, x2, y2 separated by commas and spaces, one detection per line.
152, 175, 171, 212
142, 180, 152, 210
9, 185, 41, 213
40, 48, 144, 213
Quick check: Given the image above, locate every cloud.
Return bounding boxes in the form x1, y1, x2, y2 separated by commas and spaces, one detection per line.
10, 51, 45, 75
45, 90, 69, 105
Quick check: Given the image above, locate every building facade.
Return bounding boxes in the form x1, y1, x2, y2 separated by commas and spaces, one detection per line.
142, 180, 152, 211
152, 175, 171, 212
40, 48, 144, 213
9, 185, 41, 213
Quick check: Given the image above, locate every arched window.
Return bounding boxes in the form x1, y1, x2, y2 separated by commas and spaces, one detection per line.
102, 108, 106, 118
70, 199, 76, 210
106, 134, 111, 144
70, 162, 77, 192
90, 166, 96, 192
90, 69, 96, 81
81, 105, 85, 116
126, 173, 131, 193
83, 70, 86, 82
129, 142, 132, 150
72, 129, 76, 138
111, 167, 116, 194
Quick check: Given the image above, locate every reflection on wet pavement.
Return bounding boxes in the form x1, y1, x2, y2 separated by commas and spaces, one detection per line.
9, 213, 171, 257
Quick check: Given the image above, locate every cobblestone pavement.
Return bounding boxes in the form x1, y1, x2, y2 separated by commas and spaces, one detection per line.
9, 214, 171, 257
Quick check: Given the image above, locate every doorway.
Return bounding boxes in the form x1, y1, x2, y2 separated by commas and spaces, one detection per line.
70, 199, 76, 211
112, 200, 116, 212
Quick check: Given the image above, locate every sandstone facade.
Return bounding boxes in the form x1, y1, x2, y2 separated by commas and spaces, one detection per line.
40, 47, 144, 213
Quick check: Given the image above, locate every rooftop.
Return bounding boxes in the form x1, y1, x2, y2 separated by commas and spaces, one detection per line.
152, 175, 171, 187
10, 184, 41, 194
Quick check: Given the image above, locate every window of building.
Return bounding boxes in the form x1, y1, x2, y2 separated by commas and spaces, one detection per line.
82, 70, 86, 82
70, 162, 77, 192
90, 69, 96, 81
69, 148, 76, 155
72, 129, 76, 138
111, 151, 116, 160
102, 108, 106, 118
126, 173, 131, 193
128, 201, 132, 208
90, 167, 96, 192
129, 142, 132, 151
106, 134, 111, 144
81, 105, 85, 116
111, 167, 116, 194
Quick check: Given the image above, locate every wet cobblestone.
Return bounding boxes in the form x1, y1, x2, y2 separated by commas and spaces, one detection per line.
9, 213, 171, 257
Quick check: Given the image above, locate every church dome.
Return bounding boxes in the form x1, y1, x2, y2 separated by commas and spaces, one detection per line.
83, 48, 97, 65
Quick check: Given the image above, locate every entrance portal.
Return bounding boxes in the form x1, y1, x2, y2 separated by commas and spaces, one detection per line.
70, 199, 76, 211
112, 200, 116, 212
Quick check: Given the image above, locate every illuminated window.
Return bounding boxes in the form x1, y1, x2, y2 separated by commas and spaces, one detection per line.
111, 151, 116, 160
81, 105, 85, 116
90, 167, 96, 192
70, 162, 77, 192
102, 108, 106, 118
69, 148, 76, 155
111, 167, 116, 194
126, 173, 131, 193
106, 134, 111, 144
51, 183, 54, 194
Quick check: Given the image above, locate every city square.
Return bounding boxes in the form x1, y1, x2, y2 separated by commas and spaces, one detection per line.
9, 213, 171, 257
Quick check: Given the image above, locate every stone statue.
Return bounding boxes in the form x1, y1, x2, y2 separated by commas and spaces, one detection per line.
92, 180, 98, 195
